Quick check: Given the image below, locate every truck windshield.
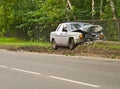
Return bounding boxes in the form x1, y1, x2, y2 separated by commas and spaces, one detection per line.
71, 24, 80, 31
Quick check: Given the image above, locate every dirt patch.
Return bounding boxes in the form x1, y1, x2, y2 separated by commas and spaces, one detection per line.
0, 43, 120, 59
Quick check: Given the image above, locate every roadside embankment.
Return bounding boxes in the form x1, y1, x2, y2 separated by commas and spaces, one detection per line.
0, 40, 120, 59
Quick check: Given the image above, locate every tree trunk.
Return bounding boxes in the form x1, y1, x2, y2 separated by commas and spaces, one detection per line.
66, 0, 76, 21
92, 0, 95, 20
67, 0, 73, 10
99, 0, 103, 20
109, 0, 117, 20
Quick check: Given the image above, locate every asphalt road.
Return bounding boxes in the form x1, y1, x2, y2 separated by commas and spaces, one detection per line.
0, 50, 120, 89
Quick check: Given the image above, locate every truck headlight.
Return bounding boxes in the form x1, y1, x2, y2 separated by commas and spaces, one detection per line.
79, 34, 83, 39
99, 34, 104, 39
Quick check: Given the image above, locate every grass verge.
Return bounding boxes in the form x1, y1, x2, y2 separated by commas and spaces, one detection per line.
0, 38, 120, 59
0, 38, 50, 47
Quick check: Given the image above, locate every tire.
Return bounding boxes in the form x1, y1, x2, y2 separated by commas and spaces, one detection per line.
52, 39, 58, 50
69, 38, 75, 50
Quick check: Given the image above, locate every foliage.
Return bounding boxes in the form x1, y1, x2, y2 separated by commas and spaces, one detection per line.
0, 0, 120, 41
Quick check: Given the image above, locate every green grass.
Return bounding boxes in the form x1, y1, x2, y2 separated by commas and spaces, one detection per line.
0, 38, 120, 50
0, 38, 50, 47
93, 42, 120, 50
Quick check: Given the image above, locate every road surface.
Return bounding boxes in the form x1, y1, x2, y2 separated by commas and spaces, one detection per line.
0, 49, 120, 89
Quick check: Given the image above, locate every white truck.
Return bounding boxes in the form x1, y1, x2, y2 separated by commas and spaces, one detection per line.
50, 22, 104, 50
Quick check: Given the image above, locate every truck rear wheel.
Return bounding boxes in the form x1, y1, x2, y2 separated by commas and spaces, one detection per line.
52, 39, 58, 50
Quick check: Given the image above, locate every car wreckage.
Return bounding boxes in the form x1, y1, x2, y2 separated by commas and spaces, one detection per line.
50, 22, 104, 50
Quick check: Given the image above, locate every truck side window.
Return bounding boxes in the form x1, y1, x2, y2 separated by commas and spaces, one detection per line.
62, 27, 67, 32
62, 24, 68, 32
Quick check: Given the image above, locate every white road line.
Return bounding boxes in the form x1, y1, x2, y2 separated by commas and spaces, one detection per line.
49, 76, 100, 88
0, 65, 100, 88
11, 68, 42, 76
0, 65, 8, 68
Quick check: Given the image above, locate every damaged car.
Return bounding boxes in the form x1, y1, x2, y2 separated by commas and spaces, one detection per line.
50, 22, 104, 50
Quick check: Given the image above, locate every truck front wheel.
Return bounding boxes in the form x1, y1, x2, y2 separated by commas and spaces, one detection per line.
69, 38, 75, 50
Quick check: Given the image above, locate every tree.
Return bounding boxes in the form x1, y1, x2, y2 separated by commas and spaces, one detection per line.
99, 0, 103, 20
109, 0, 117, 19
92, 0, 95, 20
67, 0, 73, 10
65, 0, 77, 21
